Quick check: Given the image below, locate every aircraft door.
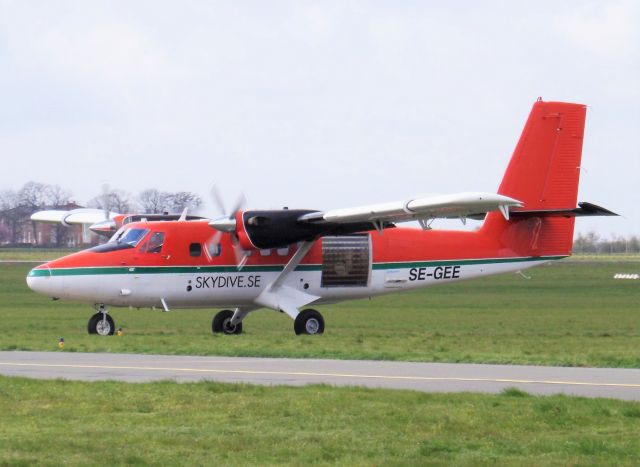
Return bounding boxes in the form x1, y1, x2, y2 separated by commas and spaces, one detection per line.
321, 234, 371, 287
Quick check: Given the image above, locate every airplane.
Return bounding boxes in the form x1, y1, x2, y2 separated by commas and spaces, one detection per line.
26, 100, 617, 336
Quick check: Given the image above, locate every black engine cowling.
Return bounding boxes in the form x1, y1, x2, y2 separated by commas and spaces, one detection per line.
235, 209, 389, 250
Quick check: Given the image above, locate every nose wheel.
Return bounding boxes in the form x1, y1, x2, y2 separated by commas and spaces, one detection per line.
88, 307, 115, 336
212, 309, 243, 335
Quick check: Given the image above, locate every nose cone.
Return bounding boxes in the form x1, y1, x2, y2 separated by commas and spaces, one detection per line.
90, 219, 117, 236
209, 216, 237, 232
26, 264, 53, 296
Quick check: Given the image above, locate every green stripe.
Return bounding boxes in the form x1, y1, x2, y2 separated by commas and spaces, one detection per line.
28, 256, 565, 278
371, 255, 565, 270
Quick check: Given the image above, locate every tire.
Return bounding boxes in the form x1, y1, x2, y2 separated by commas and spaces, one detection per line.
294, 309, 325, 335
212, 309, 243, 335
88, 313, 115, 336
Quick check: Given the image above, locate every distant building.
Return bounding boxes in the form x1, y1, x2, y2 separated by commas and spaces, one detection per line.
0, 203, 101, 247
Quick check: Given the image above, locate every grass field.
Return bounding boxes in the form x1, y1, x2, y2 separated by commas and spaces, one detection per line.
1, 253, 639, 464
0, 248, 80, 262
1, 376, 639, 465
1, 258, 638, 367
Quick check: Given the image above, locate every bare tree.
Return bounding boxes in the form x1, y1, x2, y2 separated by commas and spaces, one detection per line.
166, 191, 203, 213
0, 189, 19, 243
18, 181, 48, 209
88, 188, 137, 214
138, 189, 170, 214
46, 185, 72, 208
138, 189, 203, 214
45, 185, 73, 247
18, 182, 51, 245
0, 189, 18, 211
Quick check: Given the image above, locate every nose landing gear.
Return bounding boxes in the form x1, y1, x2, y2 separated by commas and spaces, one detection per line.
212, 309, 244, 335
88, 304, 115, 336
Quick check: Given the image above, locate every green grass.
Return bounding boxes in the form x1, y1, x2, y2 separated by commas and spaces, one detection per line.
1, 258, 639, 367
1, 376, 639, 465
0, 247, 80, 261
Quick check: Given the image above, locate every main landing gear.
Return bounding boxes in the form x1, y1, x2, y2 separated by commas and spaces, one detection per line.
211, 307, 325, 336
294, 309, 324, 335
87, 304, 115, 336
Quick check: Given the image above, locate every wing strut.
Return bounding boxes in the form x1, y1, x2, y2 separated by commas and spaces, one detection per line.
254, 240, 320, 319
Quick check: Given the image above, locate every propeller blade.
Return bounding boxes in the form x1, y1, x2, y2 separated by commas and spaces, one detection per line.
229, 193, 246, 219
210, 185, 226, 216
207, 230, 223, 257
208, 185, 248, 269
231, 234, 248, 270
101, 183, 111, 221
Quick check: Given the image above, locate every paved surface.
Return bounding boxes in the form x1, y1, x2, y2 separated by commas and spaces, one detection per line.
1, 351, 639, 400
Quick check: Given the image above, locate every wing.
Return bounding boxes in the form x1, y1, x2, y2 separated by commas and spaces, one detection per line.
31, 208, 119, 227
299, 192, 522, 226
211, 192, 523, 251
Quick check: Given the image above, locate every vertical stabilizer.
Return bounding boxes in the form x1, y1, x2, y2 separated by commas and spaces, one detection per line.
482, 100, 587, 256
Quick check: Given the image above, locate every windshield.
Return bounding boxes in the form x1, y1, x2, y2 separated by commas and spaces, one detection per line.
109, 228, 149, 247
91, 227, 149, 253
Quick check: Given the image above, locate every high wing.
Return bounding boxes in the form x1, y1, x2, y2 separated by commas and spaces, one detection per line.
31, 208, 119, 227
31, 208, 209, 237
298, 192, 522, 227
211, 191, 523, 251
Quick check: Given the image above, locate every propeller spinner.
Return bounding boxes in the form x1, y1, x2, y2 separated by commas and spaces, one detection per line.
207, 186, 247, 269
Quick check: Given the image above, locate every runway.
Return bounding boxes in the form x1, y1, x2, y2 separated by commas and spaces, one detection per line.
1, 351, 639, 400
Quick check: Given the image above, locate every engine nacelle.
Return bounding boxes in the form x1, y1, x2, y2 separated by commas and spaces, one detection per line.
235, 210, 322, 250
233, 209, 389, 250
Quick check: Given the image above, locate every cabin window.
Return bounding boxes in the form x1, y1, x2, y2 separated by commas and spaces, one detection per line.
140, 232, 165, 254
189, 243, 202, 257
276, 247, 289, 256
260, 249, 271, 256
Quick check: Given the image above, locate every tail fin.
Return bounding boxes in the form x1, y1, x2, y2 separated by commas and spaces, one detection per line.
482, 100, 587, 257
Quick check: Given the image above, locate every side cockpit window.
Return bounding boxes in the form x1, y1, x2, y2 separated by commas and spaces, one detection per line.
140, 232, 165, 254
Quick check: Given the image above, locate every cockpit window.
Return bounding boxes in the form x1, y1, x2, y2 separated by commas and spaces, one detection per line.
142, 232, 165, 254
90, 228, 150, 253
111, 228, 149, 246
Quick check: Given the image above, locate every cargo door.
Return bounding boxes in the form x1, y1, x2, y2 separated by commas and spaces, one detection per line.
321, 234, 371, 288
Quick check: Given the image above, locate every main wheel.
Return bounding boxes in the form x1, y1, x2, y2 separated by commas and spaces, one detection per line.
212, 309, 243, 335
87, 313, 115, 336
294, 309, 325, 335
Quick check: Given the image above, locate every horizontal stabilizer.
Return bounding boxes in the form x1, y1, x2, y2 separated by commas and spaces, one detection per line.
510, 202, 618, 218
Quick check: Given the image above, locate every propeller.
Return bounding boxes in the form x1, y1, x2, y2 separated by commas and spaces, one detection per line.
208, 185, 248, 269
101, 183, 111, 222
91, 183, 117, 236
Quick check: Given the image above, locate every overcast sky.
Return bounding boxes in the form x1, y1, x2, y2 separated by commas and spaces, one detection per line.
0, 1, 638, 236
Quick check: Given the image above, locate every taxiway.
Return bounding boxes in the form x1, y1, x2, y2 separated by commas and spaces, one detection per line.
1, 351, 639, 400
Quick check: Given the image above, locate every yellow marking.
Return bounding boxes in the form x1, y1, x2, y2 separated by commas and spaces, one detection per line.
0, 362, 639, 389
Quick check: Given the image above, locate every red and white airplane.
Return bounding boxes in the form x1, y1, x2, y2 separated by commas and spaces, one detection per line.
27, 100, 616, 336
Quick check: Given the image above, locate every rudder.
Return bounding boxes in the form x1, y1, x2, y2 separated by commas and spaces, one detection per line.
482, 100, 587, 257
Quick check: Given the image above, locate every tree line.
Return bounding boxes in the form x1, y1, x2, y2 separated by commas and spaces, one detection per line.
0, 181, 202, 245
573, 231, 640, 254
1, 182, 638, 253
0, 182, 202, 215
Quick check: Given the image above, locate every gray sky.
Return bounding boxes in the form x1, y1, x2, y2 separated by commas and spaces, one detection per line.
1, 1, 638, 236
